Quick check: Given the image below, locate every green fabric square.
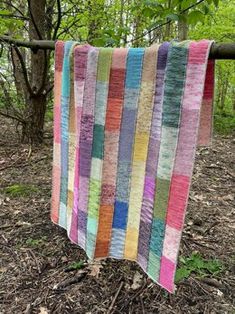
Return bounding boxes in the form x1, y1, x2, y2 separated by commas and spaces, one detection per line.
92, 124, 104, 159
88, 178, 101, 218
153, 178, 171, 220
148, 251, 160, 280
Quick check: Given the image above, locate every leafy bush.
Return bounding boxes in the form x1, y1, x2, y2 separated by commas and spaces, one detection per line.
175, 252, 223, 283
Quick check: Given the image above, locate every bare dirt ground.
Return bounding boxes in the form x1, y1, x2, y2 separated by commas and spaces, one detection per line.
0, 117, 234, 314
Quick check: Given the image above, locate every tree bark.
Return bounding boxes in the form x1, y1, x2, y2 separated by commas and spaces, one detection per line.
24, 0, 48, 144
178, 14, 188, 40
22, 94, 47, 143
164, 0, 172, 40
178, 2, 188, 41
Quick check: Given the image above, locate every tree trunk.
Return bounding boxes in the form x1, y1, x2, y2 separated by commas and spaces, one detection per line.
178, 9, 188, 41
11, 48, 28, 104
164, 0, 172, 40
220, 75, 229, 111
21, 0, 48, 144
22, 94, 47, 143
133, 0, 144, 47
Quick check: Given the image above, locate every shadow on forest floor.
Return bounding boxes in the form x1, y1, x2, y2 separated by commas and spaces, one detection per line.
0, 117, 234, 314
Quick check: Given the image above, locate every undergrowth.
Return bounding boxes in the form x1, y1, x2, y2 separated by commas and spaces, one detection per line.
214, 113, 235, 135
175, 252, 223, 283
4, 184, 39, 197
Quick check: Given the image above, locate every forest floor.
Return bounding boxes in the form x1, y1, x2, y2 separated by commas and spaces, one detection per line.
0, 117, 234, 314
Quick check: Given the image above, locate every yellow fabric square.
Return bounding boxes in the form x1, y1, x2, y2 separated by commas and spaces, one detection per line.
124, 228, 139, 260
133, 133, 149, 161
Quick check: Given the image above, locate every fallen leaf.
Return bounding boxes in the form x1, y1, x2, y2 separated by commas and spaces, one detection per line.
61, 256, 68, 262
221, 194, 234, 201
39, 307, 49, 314
216, 289, 223, 297
88, 261, 103, 278
131, 272, 143, 290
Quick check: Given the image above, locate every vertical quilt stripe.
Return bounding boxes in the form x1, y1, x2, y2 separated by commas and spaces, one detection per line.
124, 45, 159, 260
94, 48, 128, 258
76, 47, 99, 249
137, 42, 169, 270
66, 42, 80, 236
159, 40, 213, 292
86, 48, 113, 259
59, 41, 75, 228
198, 59, 215, 145
69, 45, 90, 242
51, 41, 64, 224
147, 41, 190, 282
109, 48, 145, 258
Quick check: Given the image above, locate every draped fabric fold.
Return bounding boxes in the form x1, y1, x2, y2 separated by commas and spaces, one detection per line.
51, 40, 215, 293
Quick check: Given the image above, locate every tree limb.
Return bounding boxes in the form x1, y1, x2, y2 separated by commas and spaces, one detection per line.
36, 49, 49, 96
0, 110, 24, 123
2, 1, 26, 17
0, 35, 54, 50
52, 0, 62, 40
13, 46, 34, 95
1, 35, 235, 60
0, 14, 29, 20
57, 19, 84, 37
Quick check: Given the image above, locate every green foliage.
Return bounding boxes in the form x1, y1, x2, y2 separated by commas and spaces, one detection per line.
214, 114, 235, 135
4, 184, 39, 197
0, 10, 24, 34
1, 0, 234, 139
187, 10, 205, 25
190, 0, 235, 135
45, 109, 53, 122
175, 252, 223, 283
26, 236, 47, 247
66, 261, 85, 271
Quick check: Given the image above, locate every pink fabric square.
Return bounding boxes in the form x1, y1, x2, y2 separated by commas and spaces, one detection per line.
188, 40, 209, 64
166, 174, 190, 230
51, 165, 61, 223
75, 106, 83, 134
174, 110, 199, 177
198, 99, 213, 145
78, 176, 90, 210
162, 225, 181, 262
54, 106, 61, 143
159, 256, 175, 293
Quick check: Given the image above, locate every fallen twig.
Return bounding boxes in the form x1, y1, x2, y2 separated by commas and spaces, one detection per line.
140, 296, 145, 314
53, 270, 87, 290
199, 277, 223, 289
119, 281, 148, 311
24, 303, 32, 314
107, 281, 124, 314
203, 221, 220, 235
0, 156, 48, 171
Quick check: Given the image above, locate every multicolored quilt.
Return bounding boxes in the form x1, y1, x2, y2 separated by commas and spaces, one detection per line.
51, 40, 215, 292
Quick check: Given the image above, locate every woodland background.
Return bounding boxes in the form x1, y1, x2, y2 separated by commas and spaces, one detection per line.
0, 1, 234, 313
0, 0, 234, 143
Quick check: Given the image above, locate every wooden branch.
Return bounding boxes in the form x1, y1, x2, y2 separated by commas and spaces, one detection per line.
0, 110, 24, 123
0, 35, 235, 59
57, 19, 84, 37
13, 46, 34, 95
35, 49, 49, 96
2, 1, 26, 18
0, 14, 29, 20
52, 0, 62, 40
